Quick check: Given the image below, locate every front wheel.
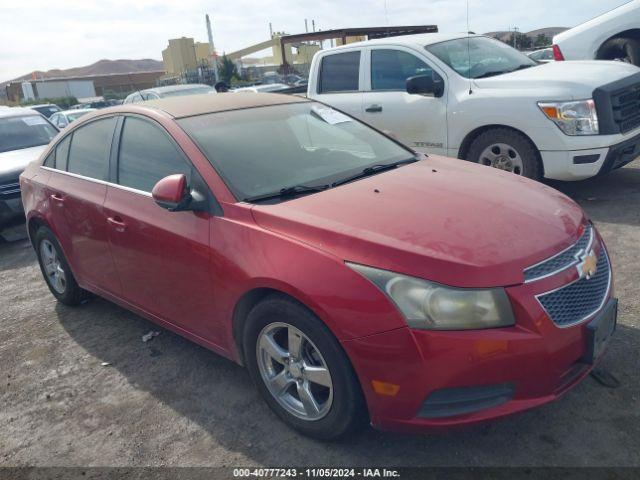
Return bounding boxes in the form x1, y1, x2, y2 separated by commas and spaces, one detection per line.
243, 295, 367, 440
466, 128, 542, 180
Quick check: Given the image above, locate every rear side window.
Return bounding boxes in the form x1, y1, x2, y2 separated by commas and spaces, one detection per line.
67, 117, 116, 181
117, 116, 191, 192
55, 135, 72, 171
371, 49, 433, 91
319, 51, 360, 93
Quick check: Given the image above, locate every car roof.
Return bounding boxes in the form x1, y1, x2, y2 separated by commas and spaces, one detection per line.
129, 92, 310, 119
327, 32, 482, 51
58, 108, 96, 115
0, 107, 44, 119
148, 84, 213, 94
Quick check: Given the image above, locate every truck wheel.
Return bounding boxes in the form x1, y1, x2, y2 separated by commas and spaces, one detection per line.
34, 226, 90, 306
597, 37, 640, 66
466, 128, 542, 180
243, 294, 367, 440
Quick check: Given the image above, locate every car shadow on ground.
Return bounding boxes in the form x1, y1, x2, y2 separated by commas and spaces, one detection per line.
53, 292, 640, 466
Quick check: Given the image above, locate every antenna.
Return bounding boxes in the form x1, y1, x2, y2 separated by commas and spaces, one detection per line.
466, 0, 473, 94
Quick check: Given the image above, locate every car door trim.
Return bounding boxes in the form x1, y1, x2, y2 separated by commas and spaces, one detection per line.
40, 166, 152, 197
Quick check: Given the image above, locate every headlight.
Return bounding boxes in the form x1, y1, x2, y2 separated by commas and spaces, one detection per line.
348, 263, 515, 330
538, 99, 599, 136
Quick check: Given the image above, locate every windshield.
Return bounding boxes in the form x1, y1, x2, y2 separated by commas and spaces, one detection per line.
32, 105, 60, 118
178, 102, 414, 201
162, 87, 214, 98
0, 115, 57, 153
426, 36, 536, 79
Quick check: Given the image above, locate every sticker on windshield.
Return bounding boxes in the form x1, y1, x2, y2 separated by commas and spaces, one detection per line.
22, 116, 48, 126
311, 106, 352, 125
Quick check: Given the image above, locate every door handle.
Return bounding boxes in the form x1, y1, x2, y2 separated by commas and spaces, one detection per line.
107, 216, 127, 232
365, 104, 383, 113
50, 193, 65, 204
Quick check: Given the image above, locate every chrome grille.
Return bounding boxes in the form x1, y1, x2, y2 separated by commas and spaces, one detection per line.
0, 181, 21, 197
537, 250, 611, 327
524, 225, 593, 282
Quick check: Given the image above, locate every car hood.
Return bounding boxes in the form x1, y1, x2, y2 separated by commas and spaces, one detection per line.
473, 61, 640, 99
251, 157, 586, 288
0, 145, 46, 180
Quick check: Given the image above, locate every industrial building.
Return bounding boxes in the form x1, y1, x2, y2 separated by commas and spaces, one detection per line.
5, 70, 165, 103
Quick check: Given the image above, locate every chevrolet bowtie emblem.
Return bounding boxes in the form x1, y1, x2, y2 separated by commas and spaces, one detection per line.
578, 250, 598, 280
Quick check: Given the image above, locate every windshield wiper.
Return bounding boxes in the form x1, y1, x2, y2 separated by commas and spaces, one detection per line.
473, 70, 509, 79
243, 184, 330, 203
331, 158, 419, 188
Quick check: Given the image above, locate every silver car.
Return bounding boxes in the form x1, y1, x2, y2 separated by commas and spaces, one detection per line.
0, 108, 58, 229
49, 108, 96, 129
123, 84, 216, 103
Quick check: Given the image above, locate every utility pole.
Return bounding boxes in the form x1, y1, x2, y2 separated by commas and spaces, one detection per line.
206, 14, 219, 83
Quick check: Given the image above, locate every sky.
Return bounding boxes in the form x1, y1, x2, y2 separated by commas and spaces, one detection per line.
0, 0, 631, 83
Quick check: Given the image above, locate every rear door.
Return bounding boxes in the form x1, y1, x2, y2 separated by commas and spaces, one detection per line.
311, 49, 364, 117
103, 115, 219, 342
362, 47, 449, 155
44, 116, 121, 295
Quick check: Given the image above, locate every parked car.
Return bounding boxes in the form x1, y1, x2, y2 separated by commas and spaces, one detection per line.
29, 103, 61, 119
123, 84, 215, 104
49, 109, 95, 129
307, 33, 640, 181
21, 93, 616, 439
233, 83, 292, 93
553, 0, 640, 65
527, 47, 554, 63
1, 108, 57, 230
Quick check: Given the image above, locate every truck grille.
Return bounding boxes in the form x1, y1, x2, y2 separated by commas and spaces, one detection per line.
0, 181, 21, 198
537, 250, 611, 327
524, 224, 592, 282
611, 83, 640, 134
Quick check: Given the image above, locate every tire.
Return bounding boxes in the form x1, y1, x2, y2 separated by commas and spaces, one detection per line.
34, 226, 90, 306
243, 294, 367, 440
598, 37, 640, 66
466, 128, 542, 180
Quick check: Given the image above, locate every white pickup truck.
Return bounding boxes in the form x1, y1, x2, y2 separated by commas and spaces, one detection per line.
307, 33, 640, 181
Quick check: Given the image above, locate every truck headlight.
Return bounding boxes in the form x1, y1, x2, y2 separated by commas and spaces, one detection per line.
347, 263, 515, 330
538, 99, 599, 135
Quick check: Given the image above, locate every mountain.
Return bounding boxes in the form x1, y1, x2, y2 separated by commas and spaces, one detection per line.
2, 58, 164, 87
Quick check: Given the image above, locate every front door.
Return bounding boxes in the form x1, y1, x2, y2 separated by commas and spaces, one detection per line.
312, 49, 364, 118
102, 115, 219, 344
362, 47, 449, 156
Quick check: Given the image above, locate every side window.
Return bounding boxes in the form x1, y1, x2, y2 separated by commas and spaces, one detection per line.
319, 51, 360, 93
117, 116, 191, 192
371, 49, 433, 91
55, 135, 72, 171
67, 117, 116, 180
43, 151, 55, 168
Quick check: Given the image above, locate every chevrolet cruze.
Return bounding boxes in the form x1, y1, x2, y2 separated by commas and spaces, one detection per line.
20, 93, 617, 439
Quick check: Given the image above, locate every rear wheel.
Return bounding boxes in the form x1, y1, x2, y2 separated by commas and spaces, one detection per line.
243, 295, 367, 440
597, 37, 640, 66
34, 226, 89, 306
466, 128, 542, 180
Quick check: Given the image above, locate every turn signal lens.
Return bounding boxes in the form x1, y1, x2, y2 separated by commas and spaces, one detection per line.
372, 380, 400, 396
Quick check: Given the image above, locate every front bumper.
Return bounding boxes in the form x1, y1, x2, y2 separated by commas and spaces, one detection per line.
341, 237, 615, 433
0, 185, 24, 230
540, 130, 640, 181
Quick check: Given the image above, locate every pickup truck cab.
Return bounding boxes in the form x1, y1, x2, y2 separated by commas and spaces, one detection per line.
307, 33, 640, 181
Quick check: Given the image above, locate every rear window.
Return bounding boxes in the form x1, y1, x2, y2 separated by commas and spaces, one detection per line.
319, 51, 361, 93
67, 117, 117, 180
0, 115, 57, 153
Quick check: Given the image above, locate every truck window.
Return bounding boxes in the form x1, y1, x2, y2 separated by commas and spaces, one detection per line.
319, 51, 361, 93
371, 49, 433, 91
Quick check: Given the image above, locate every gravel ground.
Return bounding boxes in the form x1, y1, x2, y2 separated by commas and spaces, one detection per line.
0, 160, 639, 468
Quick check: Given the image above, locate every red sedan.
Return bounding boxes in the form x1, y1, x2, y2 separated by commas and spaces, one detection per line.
20, 93, 617, 439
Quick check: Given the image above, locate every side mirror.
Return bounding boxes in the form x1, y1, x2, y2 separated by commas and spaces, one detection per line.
406, 74, 445, 98
152, 174, 192, 211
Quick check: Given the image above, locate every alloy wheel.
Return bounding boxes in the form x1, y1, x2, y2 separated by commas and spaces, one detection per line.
480, 143, 524, 175
256, 322, 333, 421
40, 239, 66, 294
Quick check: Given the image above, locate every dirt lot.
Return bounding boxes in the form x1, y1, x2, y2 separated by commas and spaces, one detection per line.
1, 160, 639, 468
